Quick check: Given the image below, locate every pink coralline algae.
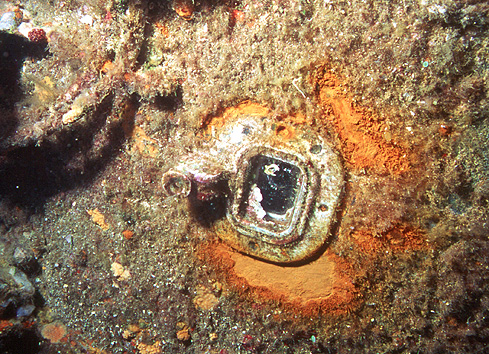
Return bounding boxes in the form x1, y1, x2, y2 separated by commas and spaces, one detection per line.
28, 28, 47, 43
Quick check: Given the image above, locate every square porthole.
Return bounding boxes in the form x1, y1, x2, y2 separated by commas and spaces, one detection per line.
167, 111, 344, 263
228, 148, 317, 245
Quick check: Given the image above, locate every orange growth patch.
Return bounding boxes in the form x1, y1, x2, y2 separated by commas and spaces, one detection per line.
99, 60, 114, 75
41, 321, 68, 343
200, 100, 269, 136
122, 229, 134, 240
174, 0, 194, 20
155, 22, 169, 38
87, 208, 110, 230
137, 341, 162, 354
232, 10, 246, 23
274, 123, 296, 140
311, 66, 411, 175
199, 101, 307, 146
0, 320, 13, 332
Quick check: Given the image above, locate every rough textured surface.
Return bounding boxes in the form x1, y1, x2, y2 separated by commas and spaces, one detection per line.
1, 0, 489, 353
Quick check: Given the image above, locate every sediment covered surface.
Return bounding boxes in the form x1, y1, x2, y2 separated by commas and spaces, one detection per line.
1, 0, 489, 353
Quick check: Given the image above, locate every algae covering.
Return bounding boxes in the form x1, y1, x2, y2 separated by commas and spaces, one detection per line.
0, 0, 488, 353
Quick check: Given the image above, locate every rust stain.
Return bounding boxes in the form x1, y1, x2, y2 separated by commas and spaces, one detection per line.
351, 225, 430, 256
200, 101, 305, 144
311, 66, 412, 175
195, 71, 423, 317
197, 243, 360, 316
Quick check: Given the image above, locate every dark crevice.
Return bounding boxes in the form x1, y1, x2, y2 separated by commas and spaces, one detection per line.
0, 93, 138, 213
188, 179, 230, 227
0, 32, 49, 143
0, 329, 42, 354
152, 86, 183, 112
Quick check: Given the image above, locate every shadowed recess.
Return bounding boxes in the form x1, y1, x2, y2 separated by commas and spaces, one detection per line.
0, 32, 49, 143
0, 93, 138, 212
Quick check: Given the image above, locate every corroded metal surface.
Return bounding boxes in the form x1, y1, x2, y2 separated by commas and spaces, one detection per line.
166, 112, 344, 263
